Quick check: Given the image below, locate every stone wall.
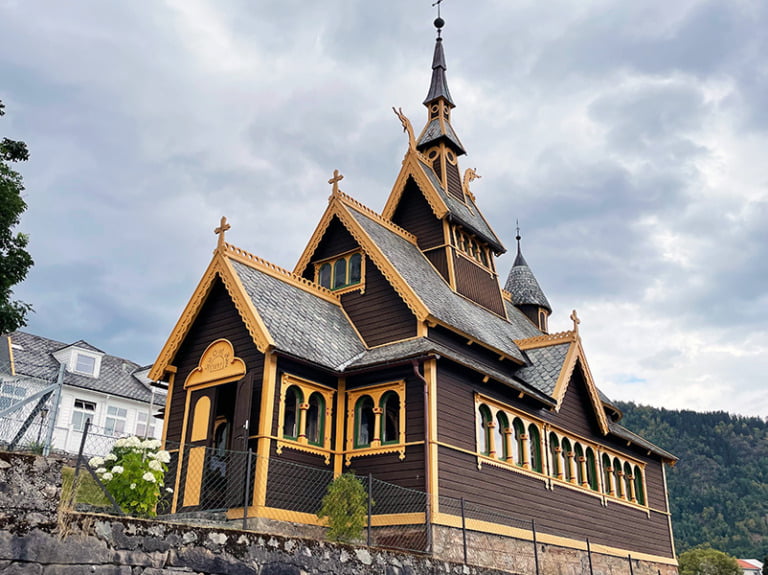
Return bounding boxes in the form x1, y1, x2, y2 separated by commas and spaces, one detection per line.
0, 452, 509, 575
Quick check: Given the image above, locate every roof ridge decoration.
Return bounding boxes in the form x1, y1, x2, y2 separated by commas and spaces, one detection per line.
514, 330, 578, 350
393, 107, 418, 152
381, 150, 450, 221
334, 189, 418, 245
222, 242, 338, 303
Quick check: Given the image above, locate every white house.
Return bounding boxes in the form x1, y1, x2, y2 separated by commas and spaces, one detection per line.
0, 331, 165, 455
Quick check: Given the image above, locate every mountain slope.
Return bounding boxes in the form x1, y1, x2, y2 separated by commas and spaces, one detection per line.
616, 402, 768, 558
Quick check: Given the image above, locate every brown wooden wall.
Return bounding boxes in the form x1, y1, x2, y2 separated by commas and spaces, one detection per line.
299, 216, 359, 281
391, 178, 444, 250
164, 278, 265, 446
340, 264, 417, 347
433, 359, 675, 558
424, 247, 450, 282
445, 162, 464, 202
453, 253, 506, 317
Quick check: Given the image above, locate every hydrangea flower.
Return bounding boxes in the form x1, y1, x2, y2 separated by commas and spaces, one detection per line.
148, 459, 163, 471
142, 472, 157, 483
105, 453, 118, 461
95, 467, 107, 474
89, 456, 104, 468
130, 483, 136, 490
101, 472, 114, 481
155, 450, 171, 464
111, 465, 124, 474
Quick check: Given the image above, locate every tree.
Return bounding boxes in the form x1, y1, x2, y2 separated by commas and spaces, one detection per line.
762, 556, 767, 575
316, 472, 369, 543
678, 547, 741, 575
0, 99, 33, 334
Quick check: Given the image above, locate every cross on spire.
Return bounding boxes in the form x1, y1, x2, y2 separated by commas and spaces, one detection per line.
328, 169, 344, 195
570, 309, 581, 333
215, 216, 231, 249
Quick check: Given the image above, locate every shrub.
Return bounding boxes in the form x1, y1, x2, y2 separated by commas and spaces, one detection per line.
317, 472, 370, 543
89, 436, 171, 517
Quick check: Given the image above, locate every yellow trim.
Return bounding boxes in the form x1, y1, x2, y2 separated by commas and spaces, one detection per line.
160, 369, 176, 446
150, 252, 276, 381
182, 446, 206, 507
254, 351, 277, 510
276, 373, 335, 463
314, 250, 366, 294
514, 330, 577, 350
431, 512, 677, 565
425, 358, 439, 515
184, 339, 246, 390
333, 378, 346, 477
190, 395, 211, 442
345, 380, 406, 464
381, 147, 450, 222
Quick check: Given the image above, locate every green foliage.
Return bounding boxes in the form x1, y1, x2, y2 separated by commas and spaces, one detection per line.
0, 99, 34, 333
762, 556, 767, 575
89, 437, 171, 517
317, 472, 370, 543
678, 547, 741, 575
61, 466, 111, 508
617, 401, 768, 558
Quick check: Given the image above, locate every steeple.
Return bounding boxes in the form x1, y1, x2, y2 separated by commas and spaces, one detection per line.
416, 17, 466, 155
504, 228, 552, 333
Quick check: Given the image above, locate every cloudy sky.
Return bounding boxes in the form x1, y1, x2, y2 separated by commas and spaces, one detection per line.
2, 1, 766, 417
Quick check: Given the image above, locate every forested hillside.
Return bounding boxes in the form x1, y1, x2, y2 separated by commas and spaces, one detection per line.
616, 402, 768, 559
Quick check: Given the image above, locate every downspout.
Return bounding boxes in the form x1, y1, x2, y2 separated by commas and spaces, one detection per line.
412, 358, 433, 554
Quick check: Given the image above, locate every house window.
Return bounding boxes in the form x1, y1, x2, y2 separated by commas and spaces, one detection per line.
528, 424, 542, 472
0, 382, 26, 409
477, 404, 492, 456
346, 381, 406, 457
586, 447, 598, 491
549, 433, 562, 479
277, 375, 334, 457
634, 466, 646, 505
513, 418, 526, 466
452, 226, 491, 269
74, 353, 97, 376
316, 252, 364, 291
71, 399, 96, 431
105, 405, 128, 436
136, 411, 156, 438
495, 412, 509, 460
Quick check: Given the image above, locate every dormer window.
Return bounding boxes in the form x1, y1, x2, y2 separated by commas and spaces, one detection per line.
74, 353, 97, 376
315, 252, 364, 292
451, 225, 492, 269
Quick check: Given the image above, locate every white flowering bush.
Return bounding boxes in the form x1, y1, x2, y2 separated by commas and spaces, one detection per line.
89, 436, 172, 517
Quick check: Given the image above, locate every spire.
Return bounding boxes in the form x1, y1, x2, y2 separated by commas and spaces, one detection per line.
423, 17, 455, 107
416, 15, 466, 155
504, 228, 551, 313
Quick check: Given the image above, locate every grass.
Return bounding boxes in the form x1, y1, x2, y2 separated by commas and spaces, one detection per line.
60, 466, 112, 509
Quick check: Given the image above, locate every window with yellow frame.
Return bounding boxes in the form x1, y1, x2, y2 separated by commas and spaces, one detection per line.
276, 374, 335, 463
315, 251, 364, 292
345, 381, 406, 464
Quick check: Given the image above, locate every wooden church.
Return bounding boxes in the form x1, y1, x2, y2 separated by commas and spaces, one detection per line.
149, 16, 678, 573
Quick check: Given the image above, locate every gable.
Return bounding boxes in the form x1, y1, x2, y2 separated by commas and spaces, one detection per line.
302, 215, 360, 273
390, 177, 445, 250
555, 362, 606, 438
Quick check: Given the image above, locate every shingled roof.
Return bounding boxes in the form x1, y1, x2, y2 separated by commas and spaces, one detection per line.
504, 239, 551, 311
5, 331, 156, 403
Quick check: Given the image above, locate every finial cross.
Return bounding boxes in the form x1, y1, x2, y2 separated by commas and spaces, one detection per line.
328, 169, 344, 195
215, 216, 231, 249
570, 309, 581, 333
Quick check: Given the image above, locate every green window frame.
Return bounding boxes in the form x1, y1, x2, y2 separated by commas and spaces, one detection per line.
512, 418, 526, 466
528, 424, 542, 472
602, 453, 613, 494
634, 466, 646, 505
283, 385, 303, 440
562, 438, 573, 482
380, 391, 400, 445
306, 392, 325, 447
495, 412, 509, 460
586, 447, 598, 491
477, 404, 492, 456
315, 252, 364, 291
355, 395, 376, 448
549, 432, 561, 478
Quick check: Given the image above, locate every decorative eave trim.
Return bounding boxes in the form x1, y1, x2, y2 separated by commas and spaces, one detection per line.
148, 252, 275, 381
427, 317, 526, 367
293, 199, 341, 277
333, 201, 430, 322
335, 190, 418, 244
223, 242, 338, 305
381, 148, 449, 221
514, 330, 578, 350
548, 337, 610, 435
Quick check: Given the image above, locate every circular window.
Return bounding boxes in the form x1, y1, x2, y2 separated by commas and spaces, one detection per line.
446, 151, 456, 163
428, 149, 438, 160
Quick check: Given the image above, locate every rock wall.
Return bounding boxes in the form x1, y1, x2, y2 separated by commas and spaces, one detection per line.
0, 452, 509, 575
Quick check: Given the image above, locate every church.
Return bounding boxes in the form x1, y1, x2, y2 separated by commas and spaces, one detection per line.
149, 16, 678, 574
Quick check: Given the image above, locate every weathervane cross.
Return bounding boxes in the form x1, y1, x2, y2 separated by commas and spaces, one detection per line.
328, 169, 344, 195
215, 216, 231, 249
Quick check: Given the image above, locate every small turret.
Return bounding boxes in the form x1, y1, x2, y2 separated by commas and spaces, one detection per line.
504, 230, 551, 333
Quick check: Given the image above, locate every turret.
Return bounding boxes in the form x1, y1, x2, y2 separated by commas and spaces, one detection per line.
504, 231, 551, 332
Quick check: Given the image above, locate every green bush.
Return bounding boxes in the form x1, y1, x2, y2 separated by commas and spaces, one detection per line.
317, 472, 370, 543
678, 547, 741, 575
89, 436, 171, 517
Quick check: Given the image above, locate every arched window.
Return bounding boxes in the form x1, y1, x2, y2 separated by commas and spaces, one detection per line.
585, 447, 598, 491
495, 412, 509, 460
528, 424, 542, 472
575, 443, 586, 486
349, 253, 362, 285
318, 263, 331, 288
283, 386, 302, 439
333, 259, 347, 289
634, 466, 645, 505
602, 453, 614, 495
477, 404, 492, 456
562, 438, 573, 482
513, 418, 526, 466
624, 462, 634, 501
355, 395, 375, 447
380, 391, 400, 444
549, 433, 561, 478
614, 457, 625, 498
306, 392, 324, 446
480, 249, 489, 267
